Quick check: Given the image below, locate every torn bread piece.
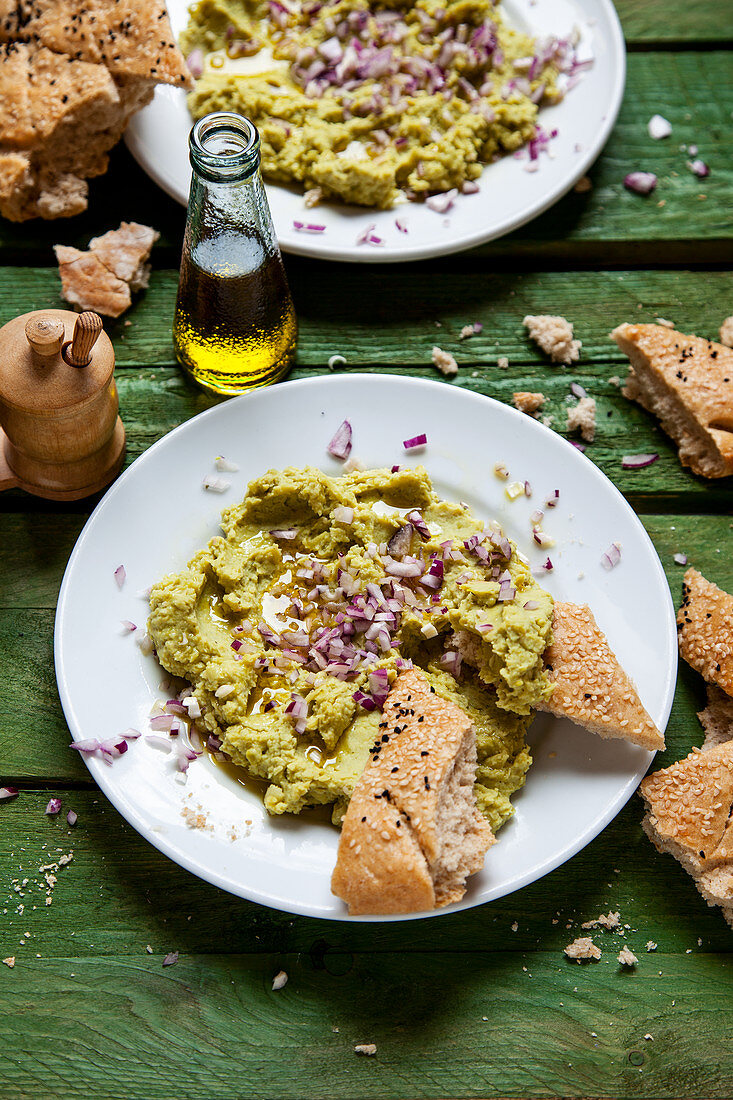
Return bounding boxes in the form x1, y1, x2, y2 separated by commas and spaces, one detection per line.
0, 3, 192, 221
698, 685, 733, 752
331, 668, 494, 915
612, 323, 733, 479
55, 221, 159, 317
640, 742, 733, 924
678, 568, 733, 699
537, 602, 664, 751
512, 391, 546, 416
523, 314, 581, 366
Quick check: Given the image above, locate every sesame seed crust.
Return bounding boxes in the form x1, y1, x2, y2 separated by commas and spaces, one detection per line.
677, 568, 733, 699
538, 602, 664, 751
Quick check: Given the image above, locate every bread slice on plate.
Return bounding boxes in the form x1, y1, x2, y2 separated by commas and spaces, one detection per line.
611, 323, 733, 479
537, 602, 665, 751
331, 668, 494, 916
678, 568, 733, 699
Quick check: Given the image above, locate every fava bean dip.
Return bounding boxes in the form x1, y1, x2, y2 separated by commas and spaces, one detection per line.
148, 466, 553, 829
181, 0, 582, 208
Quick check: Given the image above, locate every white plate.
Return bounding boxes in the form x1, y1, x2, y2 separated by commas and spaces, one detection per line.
55, 376, 676, 921
125, 0, 625, 263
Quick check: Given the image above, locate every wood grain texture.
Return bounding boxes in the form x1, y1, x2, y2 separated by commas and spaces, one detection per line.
0, 947, 730, 1100
0, 54, 729, 265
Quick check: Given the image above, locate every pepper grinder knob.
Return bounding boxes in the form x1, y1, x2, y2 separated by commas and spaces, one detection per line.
66, 311, 103, 367
25, 315, 65, 358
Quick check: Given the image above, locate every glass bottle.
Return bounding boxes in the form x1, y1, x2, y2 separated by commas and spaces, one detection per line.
173, 112, 297, 396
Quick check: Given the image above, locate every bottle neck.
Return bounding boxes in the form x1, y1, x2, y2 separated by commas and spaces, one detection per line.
189, 112, 260, 184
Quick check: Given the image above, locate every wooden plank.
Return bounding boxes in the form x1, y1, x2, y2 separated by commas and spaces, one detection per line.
0, 946, 730, 1099
1, 266, 731, 368
0, 53, 730, 265
0, 515, 730, 780
615, 0, 729, 46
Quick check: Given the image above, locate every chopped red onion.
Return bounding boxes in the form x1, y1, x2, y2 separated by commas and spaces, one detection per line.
688, 158, 709, 178
461, 180, 480, 195
356, 223, 376, 246
162, 951, 179, 967
333, 505, 354, 524
439, 650, 462, 676
624, 172, 657, 195
293, 220, 327, 233
121, 727, 141, 740
327, 419, 353, 459
426, 188, 457, 214
203, 475, 231, 493
70, 738, 102, 754
601, 542, 622, 570
391, 464, 400, 473
570, 441, 586, 453
395, 217, 408, 234
231, 639, 243, 651
186, 48, 204, 78
545, 490, 560, 508
648, 114, 671, 140
406, 510, 430, 540
215, 456, 239, 472
120, 619, 137, 632
403, 433, 427, 451
523, 600, 539, 610
673, 552, 688, 566
269, 528, 298, 539
66, 810, 78, 827
45, 797, 62, 815
114, 565, 126, 589
530, 509, 544, 525
570, 382, 587, 399
145, 735, 173, 753
0, 786, 18, 801
622, 453, 658, 469
150, 714, 179, 732
353, 689, 376, 712
542, 557, 554, 572
476, 622, 494, 634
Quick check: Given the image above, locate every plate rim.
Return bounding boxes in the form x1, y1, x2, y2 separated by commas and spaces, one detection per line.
125, 0, 626, 263
54, 374, 677, 921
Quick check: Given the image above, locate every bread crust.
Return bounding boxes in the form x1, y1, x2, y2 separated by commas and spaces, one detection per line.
678, 568, 733, 699
331, 669, 494, 915
612, 322, 733, 479
538, 602, 664, 751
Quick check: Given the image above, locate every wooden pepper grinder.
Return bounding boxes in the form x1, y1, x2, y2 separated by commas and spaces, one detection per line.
0, 308, 125, 500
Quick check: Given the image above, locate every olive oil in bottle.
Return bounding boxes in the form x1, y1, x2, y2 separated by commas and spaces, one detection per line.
173, 112, 297, 396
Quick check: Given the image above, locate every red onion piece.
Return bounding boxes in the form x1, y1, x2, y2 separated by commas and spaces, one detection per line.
673, 552, 688, 566
403, 433, 427, 451
70, 738, 102, 754
601, 542, 622, 570
45, 797, 62, 815
570, 382, 587, 399
114, 565, 126, 589
426, 188, 458, 214
186, 49, 203, 78
120, 619, 137, 632
215, 456, 239, 472
293, 220, 327, 233
66, 810, 78, 827
395, 218, 408, 234
648, 114, 671, 140
327, 419, 353, 459
203, 475, 231, 493
269, 528, 298, 540
688, 159, 709, 178
542, 557, 554, 572
622, 453, 658, 469
523, 600, 539, 610
0, 786, 18, 801
624, 172, 657, 195
406, 510, 430, 540
333, 505, 354, 524
162, 951, 179, 967
353, 689, 376, 712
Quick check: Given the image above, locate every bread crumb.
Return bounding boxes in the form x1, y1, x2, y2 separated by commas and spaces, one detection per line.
272, 970, 288, 990
574, 176, 592, 194
618, 946, 638, 967
564, 937, 601, 961
646, 941, 658, 952
354, 1044, 377, 1056
567, 396, 596, 442
181, 805, 212, 831
644, 1033, 654, 1041
431, 346, 458, 377
608, 375, 622, 387
2, 957, 15, 968
581, 911, 621, 931
146, 945, 153, 954
459, 323, 480, 340
655, 317, 675, 328
497, 356, 509, 369
512, 391, 546, 416
511, 921, 519, 932
523, 314, 581, 365
720, 316, 733, 348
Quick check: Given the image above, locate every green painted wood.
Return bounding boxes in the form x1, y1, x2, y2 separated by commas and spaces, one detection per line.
1, 266, 731, 368
616, 0, 732, 46
0, 946, 730, 1099
0, 516, 730, 782
0, 53, 730, 264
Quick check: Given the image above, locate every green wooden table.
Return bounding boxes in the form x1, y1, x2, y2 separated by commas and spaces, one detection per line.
1, 3, 732, 1096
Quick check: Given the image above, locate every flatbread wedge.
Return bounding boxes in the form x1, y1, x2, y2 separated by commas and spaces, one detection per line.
612, 323, 733, 479
678, 568, 733, 699
331, 669, 494, 915
537, 602, 664, 751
